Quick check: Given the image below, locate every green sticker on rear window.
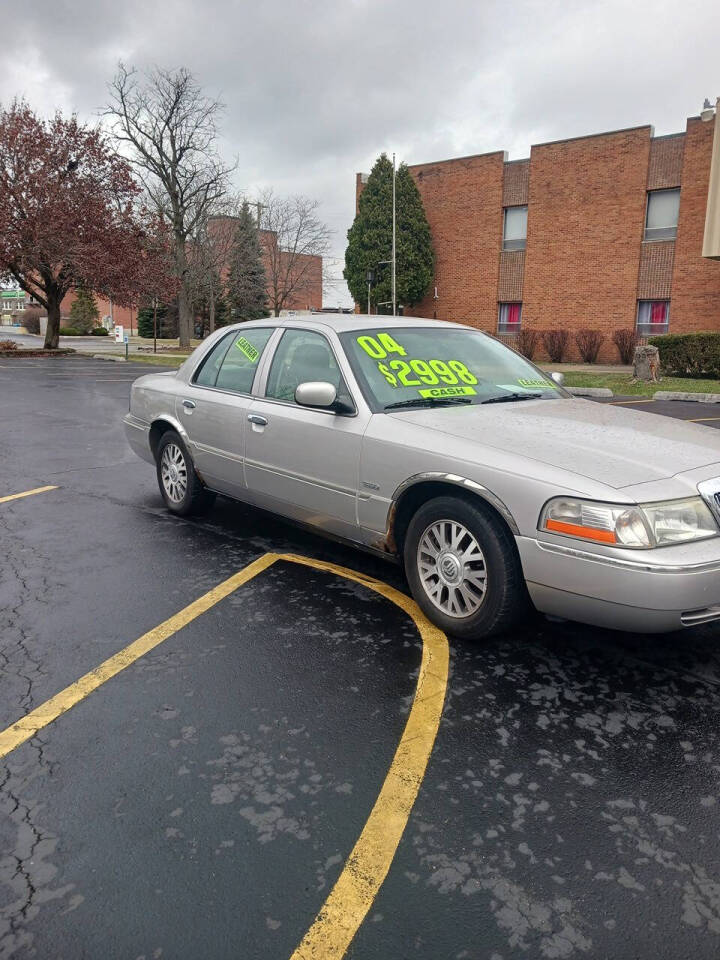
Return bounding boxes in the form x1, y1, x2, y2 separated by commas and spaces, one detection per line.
418, 385, 477, 399
236, 336, 260, 362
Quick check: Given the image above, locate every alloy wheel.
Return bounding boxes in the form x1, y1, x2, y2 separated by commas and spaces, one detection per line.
416, 519, 488, 618
160, 442, 188, 503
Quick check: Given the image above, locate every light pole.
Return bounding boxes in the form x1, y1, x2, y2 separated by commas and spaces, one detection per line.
366, 269, 375, 315
391, 152, 397, 316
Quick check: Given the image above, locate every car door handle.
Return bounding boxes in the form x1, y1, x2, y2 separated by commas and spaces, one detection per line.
247, 414, 268, 426
182, 399, 196, 410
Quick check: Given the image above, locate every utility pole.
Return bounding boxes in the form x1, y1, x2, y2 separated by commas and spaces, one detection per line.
391, 152, 397, 316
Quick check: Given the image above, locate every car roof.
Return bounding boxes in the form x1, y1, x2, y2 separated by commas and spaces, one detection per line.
229, 313, 473, 335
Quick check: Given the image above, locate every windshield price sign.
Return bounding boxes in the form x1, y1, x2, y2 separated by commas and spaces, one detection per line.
357, 332, 479, 390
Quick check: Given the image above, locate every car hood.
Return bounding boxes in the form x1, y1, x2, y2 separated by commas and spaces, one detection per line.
388, 398, 720, 489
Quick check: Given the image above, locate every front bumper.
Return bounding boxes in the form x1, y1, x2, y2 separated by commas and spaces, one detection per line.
517, 535, 720, 633
123, 414, 155, 465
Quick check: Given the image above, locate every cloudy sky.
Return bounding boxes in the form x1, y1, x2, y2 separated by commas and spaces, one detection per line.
3, 0, 719, 305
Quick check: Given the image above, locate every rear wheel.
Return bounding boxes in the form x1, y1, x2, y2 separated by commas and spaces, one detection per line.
156, 431, 216, 517
404, 495, 526, 640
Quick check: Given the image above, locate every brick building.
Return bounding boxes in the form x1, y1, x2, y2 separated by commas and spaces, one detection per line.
58, 220, 323, 334
356, 110, 720, 362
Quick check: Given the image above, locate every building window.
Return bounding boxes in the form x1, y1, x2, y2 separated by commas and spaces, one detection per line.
644, 189, 680, 241
503, 206, 527, 251
498, 302, 522, 335
637, 300, 669, 335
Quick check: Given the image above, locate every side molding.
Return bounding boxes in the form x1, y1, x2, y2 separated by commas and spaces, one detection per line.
391, 472, 520, 535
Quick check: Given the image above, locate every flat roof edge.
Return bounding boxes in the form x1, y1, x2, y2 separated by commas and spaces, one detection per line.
408, 149, 507, 170
532, 124, 655, 151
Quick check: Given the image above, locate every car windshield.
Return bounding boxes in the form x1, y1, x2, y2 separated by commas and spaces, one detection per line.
339, 326, 566, 411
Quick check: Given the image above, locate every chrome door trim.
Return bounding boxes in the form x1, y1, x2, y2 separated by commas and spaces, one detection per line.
244, 457, 358, 499
392, 472, 520, 535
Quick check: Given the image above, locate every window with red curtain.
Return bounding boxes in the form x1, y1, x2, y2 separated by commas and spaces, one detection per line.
498, 302, 522, 333
637, 300, 669, 334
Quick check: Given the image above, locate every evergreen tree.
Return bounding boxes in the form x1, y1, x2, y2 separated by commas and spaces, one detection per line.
227, 202, 268, 321
69, 286, 100, 333
344, 154, 434, 313
137, 301, 177, 339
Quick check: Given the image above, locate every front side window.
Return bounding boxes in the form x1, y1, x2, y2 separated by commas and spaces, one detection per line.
498, 302, 522, 335
645, 189, 680, 241
340, 326, 564, 411
637, 300, 669, 335
266, 328, 352, 407
503, 206, 527, 251
215, 329, 273, 393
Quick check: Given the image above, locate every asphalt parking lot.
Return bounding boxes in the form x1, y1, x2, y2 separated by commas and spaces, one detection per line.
2, 356, 720, 960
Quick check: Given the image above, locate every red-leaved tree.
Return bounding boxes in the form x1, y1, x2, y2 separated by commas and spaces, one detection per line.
0, 100, 173, 348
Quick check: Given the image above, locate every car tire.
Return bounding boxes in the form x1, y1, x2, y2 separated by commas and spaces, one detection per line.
156, 431, 216, 517
404, 495, 527, 640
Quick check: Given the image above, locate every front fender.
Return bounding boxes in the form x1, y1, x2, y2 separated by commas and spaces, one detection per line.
392, 472, 520, 535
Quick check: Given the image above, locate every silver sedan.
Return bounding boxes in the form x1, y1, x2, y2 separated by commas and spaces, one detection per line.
124, 315, 720, 638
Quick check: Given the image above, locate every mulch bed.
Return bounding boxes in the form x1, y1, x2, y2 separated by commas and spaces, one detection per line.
0, 348, 76, 357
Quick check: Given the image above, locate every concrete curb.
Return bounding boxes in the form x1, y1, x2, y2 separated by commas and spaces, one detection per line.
92, 354, 127, 362
653, 391, 720, 403
567, 386, 614, 398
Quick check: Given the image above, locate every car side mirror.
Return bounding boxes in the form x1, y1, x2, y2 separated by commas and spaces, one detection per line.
550, 372, 565, 386
295, 381, 337, 409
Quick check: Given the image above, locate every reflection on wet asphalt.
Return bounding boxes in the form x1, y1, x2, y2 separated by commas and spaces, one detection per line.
1, 358, 720, 959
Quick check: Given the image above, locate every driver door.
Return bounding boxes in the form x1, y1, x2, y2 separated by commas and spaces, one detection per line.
244, 328, 369, 539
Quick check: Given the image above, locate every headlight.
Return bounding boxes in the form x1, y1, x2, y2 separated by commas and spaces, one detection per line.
540, 496, 717, 549
642, 498, 718, 546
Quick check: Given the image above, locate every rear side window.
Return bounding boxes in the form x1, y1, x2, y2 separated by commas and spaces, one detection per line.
193, 333, 234, 387
215, 329, 273, 394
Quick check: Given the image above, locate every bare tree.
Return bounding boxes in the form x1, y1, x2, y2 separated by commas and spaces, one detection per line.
258, 190, 331, 316
106, 64, 235, 347
186, 199, 242, 334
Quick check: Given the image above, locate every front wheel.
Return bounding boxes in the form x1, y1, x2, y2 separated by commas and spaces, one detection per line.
156, 431, 216, 516
404, 495, 527, 640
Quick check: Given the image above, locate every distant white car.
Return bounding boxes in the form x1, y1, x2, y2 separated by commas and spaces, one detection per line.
125, 315, 720, 638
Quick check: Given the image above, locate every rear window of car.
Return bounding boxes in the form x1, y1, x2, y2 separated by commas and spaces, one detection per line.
193, 329, 272, 392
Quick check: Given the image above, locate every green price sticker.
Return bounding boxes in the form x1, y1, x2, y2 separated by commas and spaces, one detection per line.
517, 377, 557, 389
236, 337, 260, 362
418, 386, 477, 399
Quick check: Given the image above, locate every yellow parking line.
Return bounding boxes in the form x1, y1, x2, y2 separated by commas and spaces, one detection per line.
609, 398, 656, 405
286, 554, 449, 960
0, 551, 448, 960
687, 416, 720, 422
0, 553, 275, 760
0, 485, 58, 505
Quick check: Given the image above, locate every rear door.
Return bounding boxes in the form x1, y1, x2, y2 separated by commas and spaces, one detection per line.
176, 327, 274, 497
244, 327, 370, 539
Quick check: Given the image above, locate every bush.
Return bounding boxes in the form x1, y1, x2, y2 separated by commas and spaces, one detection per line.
59, 326, 82, 336
0, 339, 18, 350
515, 328, 540, 360
23, 308, 42, 335
575, 328, 605, 364
90, 326, 109, 336
649, 332, 720, 379
541, 329, 569, 363
612, 328, 638, 365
